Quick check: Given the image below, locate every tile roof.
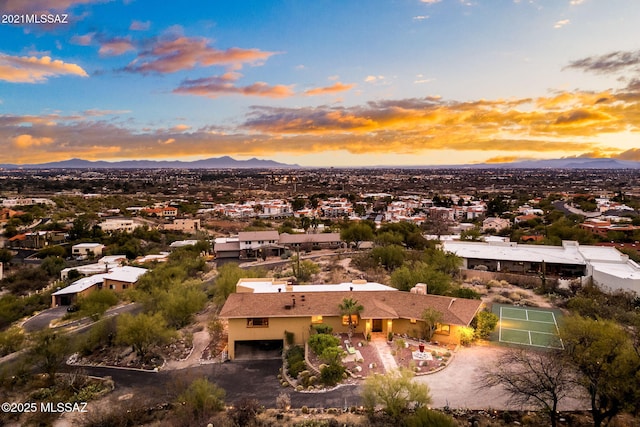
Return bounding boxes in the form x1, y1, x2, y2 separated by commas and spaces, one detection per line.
219, 291, 481, 326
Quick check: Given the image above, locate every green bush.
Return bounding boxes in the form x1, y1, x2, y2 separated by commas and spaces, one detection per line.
308, 334, 340, 356
320, 362, 345, 386
313, 324, 333, 335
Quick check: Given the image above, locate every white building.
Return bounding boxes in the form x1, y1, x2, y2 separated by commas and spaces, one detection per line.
72, 243, 105, 259
98, 218, 144, 233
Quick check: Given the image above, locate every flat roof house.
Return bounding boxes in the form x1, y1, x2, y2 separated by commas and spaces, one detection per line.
51, 266, 147, 307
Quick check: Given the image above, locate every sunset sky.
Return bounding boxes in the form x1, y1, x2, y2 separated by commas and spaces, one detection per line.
1, 0, 640, 166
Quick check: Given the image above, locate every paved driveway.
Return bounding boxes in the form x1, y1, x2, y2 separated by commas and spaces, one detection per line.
22, 306, 68, 332
415, 344, 587, 411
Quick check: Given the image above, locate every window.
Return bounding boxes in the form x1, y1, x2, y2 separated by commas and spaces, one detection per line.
342, 315, 358, 326
247, 318, 269, 328
435, 323, 451, 335
311, 315, 323, 324
122, 284, 128, 290
109, 284, 115, 290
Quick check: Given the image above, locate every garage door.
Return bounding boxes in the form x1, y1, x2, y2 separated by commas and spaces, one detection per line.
234, 340, 283, 360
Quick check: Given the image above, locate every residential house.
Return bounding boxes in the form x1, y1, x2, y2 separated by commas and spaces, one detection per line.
98, 217, 145, 233
51, 265, 147, 307
482, 217, 511, 232
163, 218, 201, 233
72, 243, 105, 259
238, 230, 281, 258
219, 285, 482, 360
278, 232, 343, 250
443, 240, 640, 293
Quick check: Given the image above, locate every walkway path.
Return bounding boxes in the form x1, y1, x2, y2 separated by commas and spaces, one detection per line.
162, 329, 211, 370
370, 335, 397, 372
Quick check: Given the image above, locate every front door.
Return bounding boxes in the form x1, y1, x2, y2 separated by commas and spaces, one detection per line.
372, 319, 383, 332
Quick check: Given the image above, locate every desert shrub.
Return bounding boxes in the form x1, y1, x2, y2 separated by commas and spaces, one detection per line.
405, 408, 456, 427
308, 334, 340, 356
228, 397, 261, 427
320, 362, 346, 386
286, 346, 306, 378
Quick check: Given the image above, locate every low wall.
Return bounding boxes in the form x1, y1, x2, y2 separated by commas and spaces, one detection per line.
460, 269, 557, 289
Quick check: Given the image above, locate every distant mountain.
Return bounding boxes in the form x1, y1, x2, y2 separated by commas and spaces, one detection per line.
0, 156, 299, 169
365, 157, 640, 169
464, 158, 640, 169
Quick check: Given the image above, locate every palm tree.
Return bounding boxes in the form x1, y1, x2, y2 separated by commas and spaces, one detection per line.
339, 297, 364, 339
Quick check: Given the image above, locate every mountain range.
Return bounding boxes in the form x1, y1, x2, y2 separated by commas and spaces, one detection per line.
0, 156, 639, 169
0, 156, 299, 169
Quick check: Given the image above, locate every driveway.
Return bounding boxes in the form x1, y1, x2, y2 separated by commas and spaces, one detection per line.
415, 344, 588, 411
77, 360, 362, 409
22, 306, 68, 332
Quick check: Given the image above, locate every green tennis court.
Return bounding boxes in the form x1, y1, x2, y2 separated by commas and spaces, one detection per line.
493, 304, 564, 349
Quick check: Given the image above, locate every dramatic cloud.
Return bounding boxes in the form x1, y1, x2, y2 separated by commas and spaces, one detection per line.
0, 53, 88, 83
304, 82, 355, 96
3, 59, 640, 163
123, 35, 277, 74
484, 156, 525, 164
566, 49, 640, 75
173, 74, 294, 98
12, 134, 55, 148
130, 20, 151, 31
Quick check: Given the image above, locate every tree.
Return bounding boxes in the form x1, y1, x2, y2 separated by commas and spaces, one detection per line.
116, 312, 175, 360
561, 316, 640, 427
79, 289, 119, 320
212, 263, 265, 305
0, 248, 14, 265
420, 308, 443, 342
362, 368, 432, 423
338, 297, 363, 339
473, 311, 499, 339
478, 349, 576, 427
29, 330, 70, 384
340, 222, 374, 249
460, 227, 482, 241
390, 261, 452, 294
371, 244, 405, 271
158, 283, 207, 329
291, 256, 320, 282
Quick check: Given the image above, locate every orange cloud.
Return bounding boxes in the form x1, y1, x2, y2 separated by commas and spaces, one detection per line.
12, 134, 54, 148
304, 82, 355, 96
484, 156, 524, 164
124, 36, 277, 74
0, 53, 88, 83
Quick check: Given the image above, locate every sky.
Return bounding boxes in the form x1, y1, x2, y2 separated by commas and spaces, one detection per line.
1, 0, 640, 167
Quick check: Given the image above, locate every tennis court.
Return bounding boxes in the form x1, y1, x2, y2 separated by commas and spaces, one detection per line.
493, 304, 564, 349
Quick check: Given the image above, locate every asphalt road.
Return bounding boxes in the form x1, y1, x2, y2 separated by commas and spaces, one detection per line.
22, 303, 142, 333
74, 360, 363, 409
22, 306, 68, 332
